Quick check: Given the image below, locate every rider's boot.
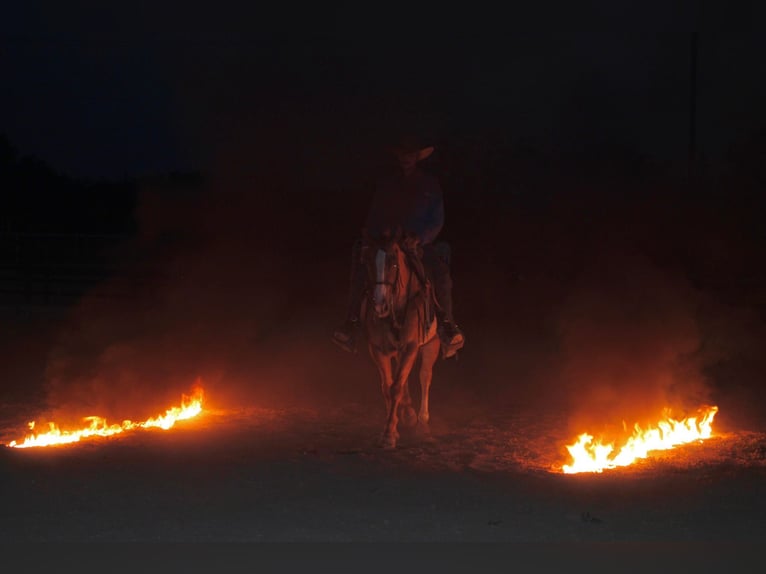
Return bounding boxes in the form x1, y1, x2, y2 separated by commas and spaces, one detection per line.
438, 317, 464, 359
332, 316, 360, 353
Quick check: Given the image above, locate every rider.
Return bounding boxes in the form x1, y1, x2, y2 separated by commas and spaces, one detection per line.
332, 134, 465, 358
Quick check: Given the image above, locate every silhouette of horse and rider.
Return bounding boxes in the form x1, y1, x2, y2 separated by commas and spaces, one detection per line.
332, 135, 464, 448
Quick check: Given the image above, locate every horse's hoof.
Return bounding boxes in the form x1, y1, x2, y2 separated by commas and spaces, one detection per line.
378, 432, 398, 450
400, 406, 418, 429
379, 438, 397, 450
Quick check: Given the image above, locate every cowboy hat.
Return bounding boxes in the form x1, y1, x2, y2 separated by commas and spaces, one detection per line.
389, 134, 434, 161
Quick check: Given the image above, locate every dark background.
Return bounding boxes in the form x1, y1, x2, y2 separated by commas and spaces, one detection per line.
2, 0, 765, 440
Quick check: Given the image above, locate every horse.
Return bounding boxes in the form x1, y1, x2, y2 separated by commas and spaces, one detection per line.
360, 228, 441, 449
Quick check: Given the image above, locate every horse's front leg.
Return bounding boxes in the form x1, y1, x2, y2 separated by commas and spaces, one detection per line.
395, 355, 418, 430
370, 346, 394, 418
381, 342, 419, 449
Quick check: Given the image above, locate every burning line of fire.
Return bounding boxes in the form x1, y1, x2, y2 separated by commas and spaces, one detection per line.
561, 405, 719, 474
5, 387, 205, 449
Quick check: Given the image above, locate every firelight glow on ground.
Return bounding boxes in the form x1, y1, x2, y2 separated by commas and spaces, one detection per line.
5, 386, 205, 449
561, 405, 719, 474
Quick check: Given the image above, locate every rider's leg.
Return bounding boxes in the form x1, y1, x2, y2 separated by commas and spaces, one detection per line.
422, 244, 464, 356
332, 239, 365, 353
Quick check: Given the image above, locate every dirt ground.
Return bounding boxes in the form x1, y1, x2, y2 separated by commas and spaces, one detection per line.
1, 397, 765, 544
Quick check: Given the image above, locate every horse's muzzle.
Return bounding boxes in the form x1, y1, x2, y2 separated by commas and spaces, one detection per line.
374, 302, 390, 317
372, 285, 391, 317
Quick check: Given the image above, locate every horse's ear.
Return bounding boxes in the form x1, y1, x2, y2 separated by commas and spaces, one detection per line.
394, 225, 403, 242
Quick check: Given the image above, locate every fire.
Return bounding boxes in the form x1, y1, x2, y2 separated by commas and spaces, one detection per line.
6, 387, 205, 449
561, 405, 718, 474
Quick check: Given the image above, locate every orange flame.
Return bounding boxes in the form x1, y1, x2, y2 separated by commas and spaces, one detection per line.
561, 405, 718, 474
6, 387, 205, 449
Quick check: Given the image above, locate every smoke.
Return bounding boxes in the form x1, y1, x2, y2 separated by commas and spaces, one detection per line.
41, 175, 345, 424
553, 245, 713, 437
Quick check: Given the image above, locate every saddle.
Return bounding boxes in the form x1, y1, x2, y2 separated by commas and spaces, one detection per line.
402, 246, 442, 346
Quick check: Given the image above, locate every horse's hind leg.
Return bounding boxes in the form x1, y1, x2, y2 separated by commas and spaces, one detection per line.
416, 336, 440, 437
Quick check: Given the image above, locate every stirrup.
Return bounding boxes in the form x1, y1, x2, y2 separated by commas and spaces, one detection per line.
438, 321, 463, 342
438, 322, 464, 359
441, 339, 464, 359
332, 332, 356, 353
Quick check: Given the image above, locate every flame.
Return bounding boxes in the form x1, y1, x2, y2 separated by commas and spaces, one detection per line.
6, 387, 205, 449
561, 405, 718, 474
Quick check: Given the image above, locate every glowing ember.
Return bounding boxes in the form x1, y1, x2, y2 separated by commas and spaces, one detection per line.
561, 405, 718, 474
6, 387, 205, 449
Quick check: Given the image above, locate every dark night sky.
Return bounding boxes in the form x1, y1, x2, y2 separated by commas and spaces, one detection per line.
2, 1, 765, 179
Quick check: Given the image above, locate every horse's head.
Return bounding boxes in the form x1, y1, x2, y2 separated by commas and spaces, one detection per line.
362, 227, 408, 319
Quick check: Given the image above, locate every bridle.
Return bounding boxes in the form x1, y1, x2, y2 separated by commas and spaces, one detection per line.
366, 242, 411, 330
374, 256, 399, 288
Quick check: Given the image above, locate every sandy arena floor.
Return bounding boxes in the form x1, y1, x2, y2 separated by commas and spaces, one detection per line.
2, 400, 765, 543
